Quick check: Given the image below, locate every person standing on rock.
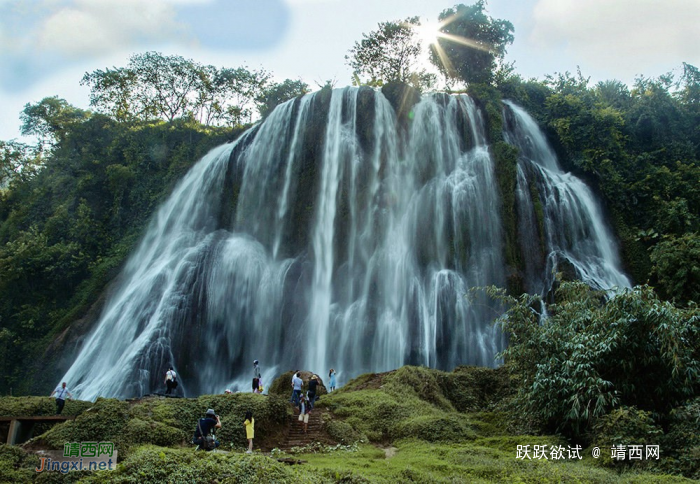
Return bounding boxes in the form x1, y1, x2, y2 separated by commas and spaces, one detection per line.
164, 367, 178, 395
244, 410, 255, 453
252, 360, 261, 393
291, 371, 303, 406
50, 382, 73, 415
329, 369, 337, 392
308, 374, 319, 409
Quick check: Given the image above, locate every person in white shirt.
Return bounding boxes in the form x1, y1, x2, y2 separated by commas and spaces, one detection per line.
164, 367, 178, 395
50, 382, 73, 415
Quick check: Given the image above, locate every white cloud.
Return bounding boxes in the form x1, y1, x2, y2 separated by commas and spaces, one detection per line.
530, 0, 700, 79
37, 0, 190, 58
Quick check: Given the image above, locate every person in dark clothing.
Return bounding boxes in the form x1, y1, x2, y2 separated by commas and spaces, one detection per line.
164, 367, 178, 395
307, 374, 319, 409
252, 360, 261, 393
192, 408, 221, 450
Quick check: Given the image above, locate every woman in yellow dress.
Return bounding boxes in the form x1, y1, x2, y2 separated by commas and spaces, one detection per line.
244, 410, 255, 454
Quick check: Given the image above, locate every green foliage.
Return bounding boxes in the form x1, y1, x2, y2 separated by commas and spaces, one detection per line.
78, 446, 319, 484
438, 365, 512, 413
256, 79, 310, 118
325, 419, 361, 445
588, 406, 662, 469
392, 414, 476, 442
0, 116, 239, 394
81, 52, 272, 126
0, 396, 92, 417
0, 140, 42, 190
496, 281, 700, 437
320, 366, 490, 444
657, 398, 700, 479
430, 1, 514, 86
0, 444, 40, 482
33, 393, 289, 458
20, 97, 90, 149
346, 17, 436, 91
650, 233, 700, 304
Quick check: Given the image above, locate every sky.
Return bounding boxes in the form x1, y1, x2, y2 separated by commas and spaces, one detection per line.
1, 0, 699, 141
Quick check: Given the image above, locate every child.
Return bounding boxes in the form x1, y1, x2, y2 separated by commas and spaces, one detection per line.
244, 410, 254, 453
297, 393, 310, 433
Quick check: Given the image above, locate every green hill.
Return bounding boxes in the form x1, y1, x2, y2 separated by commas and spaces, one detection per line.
0, 365, 697, 482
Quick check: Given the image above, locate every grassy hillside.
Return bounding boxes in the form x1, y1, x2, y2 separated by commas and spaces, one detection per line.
0, 365, 696, 483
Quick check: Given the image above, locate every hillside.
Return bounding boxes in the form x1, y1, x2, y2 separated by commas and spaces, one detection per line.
0, 365, 697, 482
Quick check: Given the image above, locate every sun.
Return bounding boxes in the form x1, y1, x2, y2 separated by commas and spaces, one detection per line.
412, 21, 442, 47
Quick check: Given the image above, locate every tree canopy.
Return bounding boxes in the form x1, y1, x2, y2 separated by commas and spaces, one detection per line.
430, 1, 514, 86
81, 52, 281, 126
346, 17, 436, 91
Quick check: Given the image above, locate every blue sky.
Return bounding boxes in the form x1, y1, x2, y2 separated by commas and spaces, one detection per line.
1, 0, 698, 140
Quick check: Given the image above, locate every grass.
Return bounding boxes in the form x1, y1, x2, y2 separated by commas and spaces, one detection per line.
0, 365, 696, 482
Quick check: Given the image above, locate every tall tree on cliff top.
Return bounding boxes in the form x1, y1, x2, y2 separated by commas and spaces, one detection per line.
81, 52, 270, 126
346, 17, 436, 90
429, 1, 514, 86
20, 96, 89, 149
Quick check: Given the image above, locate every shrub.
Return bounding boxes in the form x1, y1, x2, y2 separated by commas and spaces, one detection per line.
391, 414, 476, 443
325, 419, 361, 444
588, 406, 662, 468
0, 444, 40, 482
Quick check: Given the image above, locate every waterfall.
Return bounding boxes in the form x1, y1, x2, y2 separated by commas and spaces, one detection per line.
503, 101, 630, 294
62, 88, 627, 400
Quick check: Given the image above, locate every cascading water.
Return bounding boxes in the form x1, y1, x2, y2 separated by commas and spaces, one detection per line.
503, 101, 630, 295
62, 88, 627, 400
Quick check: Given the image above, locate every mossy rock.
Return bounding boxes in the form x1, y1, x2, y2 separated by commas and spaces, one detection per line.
37, 398, 131, 450
123, 418, 187, 447
0, 396, 93, 417
391, 413, 476, 443
437, 365, 512, 413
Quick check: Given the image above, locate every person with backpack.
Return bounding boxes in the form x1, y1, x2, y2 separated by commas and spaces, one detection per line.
164, 367, 178, 395
308, 374, 319, 409
192, 408, 221, 451
297, 393, 311, 433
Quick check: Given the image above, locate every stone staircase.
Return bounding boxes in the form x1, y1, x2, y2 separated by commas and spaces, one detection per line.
278, 408, 327, 450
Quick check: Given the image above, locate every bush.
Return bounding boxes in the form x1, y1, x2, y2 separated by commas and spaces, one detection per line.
325, 419, 361, 444
657, 398, 700, 479
496, 282, 700, 437
0, 444, 40, 482
588, 406, 662, 469
391, 414, 476, 443
78, 446, 321, 484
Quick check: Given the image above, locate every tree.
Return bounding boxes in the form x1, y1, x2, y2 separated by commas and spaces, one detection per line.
346, 17, 436, 91
429, 1, 514, 86
650, 233, 700, 304
0, 141, 41, 188
20, 96, 89, 149
256, 79, 310, 118
81, 52, 271, 126
494, 281, 699, 437
81, 67, 138, 122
